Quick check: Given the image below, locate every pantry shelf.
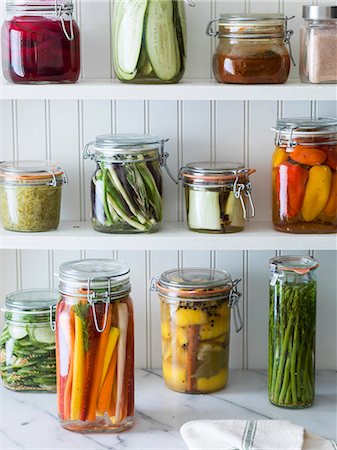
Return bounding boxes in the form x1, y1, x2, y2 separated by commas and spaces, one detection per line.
1, 79, 337, 101
1, 221, 336, 250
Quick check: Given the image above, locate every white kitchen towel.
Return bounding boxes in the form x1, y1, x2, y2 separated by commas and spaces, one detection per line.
180, 420, 336, 450
180, 420, 304, 450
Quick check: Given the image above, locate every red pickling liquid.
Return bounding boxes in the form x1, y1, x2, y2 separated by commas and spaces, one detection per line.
2, 16, 80, 83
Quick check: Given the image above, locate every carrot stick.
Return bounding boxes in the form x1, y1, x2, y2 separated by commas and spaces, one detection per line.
70, 313, 85, 420
98, 326, 120, 391
97, 349, 118, 415
85, 303, 113, 421
108, 377, 117, 417
114, 302, 129, 423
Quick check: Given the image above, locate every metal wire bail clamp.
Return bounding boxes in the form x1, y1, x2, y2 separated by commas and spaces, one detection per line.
206, 19, 219, 37
49, 305, 57, 331
87, 276, 111, 333
228, 278, 243, 333
284, 16, 296, 66
55, 0, 74, 41
160, 139, 178, 184
83, 141, 95, 160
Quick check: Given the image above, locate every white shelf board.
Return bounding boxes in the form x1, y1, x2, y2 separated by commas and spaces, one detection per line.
1, 78, 337, 101
1, 221, 336, 250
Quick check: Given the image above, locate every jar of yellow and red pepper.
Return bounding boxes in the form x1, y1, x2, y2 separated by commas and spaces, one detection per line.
272, 117, 337, 233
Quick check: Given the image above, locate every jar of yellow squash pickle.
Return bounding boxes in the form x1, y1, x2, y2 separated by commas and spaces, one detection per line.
153, 268, 242, 394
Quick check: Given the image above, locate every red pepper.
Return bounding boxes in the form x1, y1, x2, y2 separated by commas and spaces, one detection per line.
325, 146, 337, 171
276, 162, 309, 219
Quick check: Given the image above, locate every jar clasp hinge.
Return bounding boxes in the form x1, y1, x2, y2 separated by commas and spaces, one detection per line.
49, 304, 57, 332
233, 173, 255, 220
228, 278, 243, 333
55, 0, 74, 41
87, 276, 112, 333
160, 139, 178, 184
83, 141, 96, 160
149, 275, 160, 292
284, 16, 296, 66
206, 19, 219, 37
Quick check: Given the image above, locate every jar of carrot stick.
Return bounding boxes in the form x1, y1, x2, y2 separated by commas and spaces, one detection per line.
56, 259, 134, 432
154, 268, 242, 394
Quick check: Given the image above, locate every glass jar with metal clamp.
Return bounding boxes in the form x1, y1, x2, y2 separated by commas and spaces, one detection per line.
206, 13, 294, 84
0, 289, 58, 392
152, 267, 242, 393
0, 160, 67, 232
272, 117, 337, 233
56, 258, 134, 432
179, 162, 255, 233
83, 134, 177, 234
1, 0, 80, 83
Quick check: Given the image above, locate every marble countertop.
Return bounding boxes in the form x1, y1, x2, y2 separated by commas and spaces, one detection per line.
1, 369, 336, 449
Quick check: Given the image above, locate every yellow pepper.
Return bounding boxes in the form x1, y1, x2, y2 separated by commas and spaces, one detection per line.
70, 315, 85, 420
301, 165, 332, 222
272, 146, 288, 168
323, 172, 337, 218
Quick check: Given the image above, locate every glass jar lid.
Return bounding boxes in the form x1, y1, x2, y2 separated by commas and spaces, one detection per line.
269, 256, 319, 275
7, 0, 74, 14
219, 13, 287, 26
303, 5, 337, 20
157, 267, 233, 299
180, 162, 253, 185
58, 258, 131, 298
5, 289, 59, 311
0, 160, 66, 186
273, 117, 337, 146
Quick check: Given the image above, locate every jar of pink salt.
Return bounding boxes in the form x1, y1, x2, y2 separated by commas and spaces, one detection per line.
300, 5, 337, 84
1, 0, 80, 84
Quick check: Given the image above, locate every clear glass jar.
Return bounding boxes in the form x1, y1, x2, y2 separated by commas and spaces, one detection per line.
0, 289, 58, 392
300, 5, 337, 84
56, 259, 134, 432
0, 160, 67, 232
154, 268, 242, 394
1, 0, 80, 84
207, 14, 293, 84
112, 0, 190, 84
272, 117, 337, 233
180, 162, 255, 233
268, 256, 318, 408
84, 134, 174, 234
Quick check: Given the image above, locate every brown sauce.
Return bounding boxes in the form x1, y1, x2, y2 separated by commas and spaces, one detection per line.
214, 51, 290, 84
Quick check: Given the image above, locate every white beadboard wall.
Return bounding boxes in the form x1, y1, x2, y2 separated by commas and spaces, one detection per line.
0, 0, 336, 371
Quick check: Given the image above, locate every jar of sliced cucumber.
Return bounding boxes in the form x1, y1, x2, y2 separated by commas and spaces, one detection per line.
112, 0, 191, 83
0, 289, 58, 392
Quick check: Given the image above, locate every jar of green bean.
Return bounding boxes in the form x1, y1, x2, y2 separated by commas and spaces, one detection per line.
268, 255, 318, 408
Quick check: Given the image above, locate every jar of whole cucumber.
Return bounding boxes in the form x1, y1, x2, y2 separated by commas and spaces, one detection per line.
268, 256, 318, 408
272, 117, 337, 233
0, 160, 67, 232
154, 268, 242, 394
0, 289, 58, 392
84, 134, 175, 233
180, 162, 255, 233
57, 259, 134, 432
112, 0, 194, 83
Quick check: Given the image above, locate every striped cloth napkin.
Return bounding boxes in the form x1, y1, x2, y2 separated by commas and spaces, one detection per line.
180, 420, 337, 450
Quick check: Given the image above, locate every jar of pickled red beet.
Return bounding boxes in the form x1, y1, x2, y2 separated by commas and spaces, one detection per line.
57, 259, 134, 432
153, 268, 242, 394
180, 162, 255, 233
206, 14, 294, 84
272, 117, 337, 233
2, 0, 80, 83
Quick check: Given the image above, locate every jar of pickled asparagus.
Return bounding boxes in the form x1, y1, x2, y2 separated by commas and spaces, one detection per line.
0, 160, 67, 232
112, 0, 193, 83
2, 0, 80, 84
180, 162, 255, 233
268, 255, 318, 408
56, 259, 134, 432
272, 117, 337, 233
84, 134, 175, 234
0, 289, 58, 392
154, 268, 242, 394
206, 14, 294, 84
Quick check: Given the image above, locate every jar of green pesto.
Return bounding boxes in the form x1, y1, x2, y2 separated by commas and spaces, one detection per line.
0, 160, 67, 232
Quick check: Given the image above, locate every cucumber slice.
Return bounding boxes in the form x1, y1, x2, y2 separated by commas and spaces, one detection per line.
28, 326, 55, 345
8, 325, 28, 340
114, 0, 148, 78
146, 0, 178, 81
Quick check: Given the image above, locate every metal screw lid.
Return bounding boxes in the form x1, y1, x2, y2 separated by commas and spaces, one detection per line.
303, 5, 337, 20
